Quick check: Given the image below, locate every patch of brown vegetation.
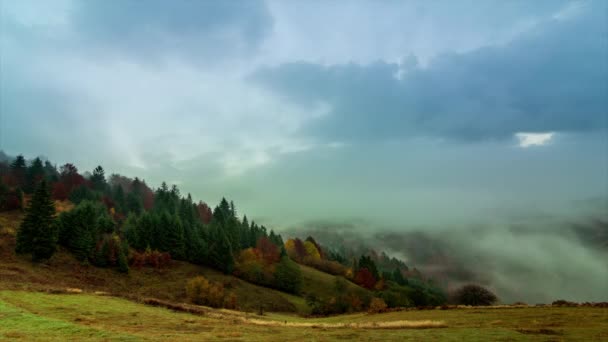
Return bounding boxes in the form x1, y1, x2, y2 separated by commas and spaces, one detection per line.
516, 328, 563, 335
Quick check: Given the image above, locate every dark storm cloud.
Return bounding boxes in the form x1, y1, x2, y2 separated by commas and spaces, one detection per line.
70, 0, 273, 62
253, 2, 607, 141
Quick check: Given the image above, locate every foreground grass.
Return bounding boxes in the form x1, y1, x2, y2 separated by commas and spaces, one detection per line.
1, 291, 607, 341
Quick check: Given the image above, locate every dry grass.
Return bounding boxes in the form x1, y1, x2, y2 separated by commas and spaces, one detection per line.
244, 318, 446, 329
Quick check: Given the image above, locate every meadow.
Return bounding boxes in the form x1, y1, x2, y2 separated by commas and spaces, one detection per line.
1, 290, 607, 341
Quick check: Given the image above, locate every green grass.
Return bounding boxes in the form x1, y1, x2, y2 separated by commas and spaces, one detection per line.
1, 290, 607, 341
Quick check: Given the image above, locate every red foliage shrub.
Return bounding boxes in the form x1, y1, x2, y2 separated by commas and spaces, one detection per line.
130, 249, 172, 269
354, 268, 376, 290
52, 182, 68, 201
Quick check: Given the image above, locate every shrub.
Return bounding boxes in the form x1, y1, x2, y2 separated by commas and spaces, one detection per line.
185, 275, 234, 309
130, 248, 171, 269
452, 284, 497, 306
368, 297, 388, 313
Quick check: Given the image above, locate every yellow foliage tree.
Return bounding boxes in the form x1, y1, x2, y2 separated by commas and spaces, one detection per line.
284, 239, 297, 259
303, 241, 321, 260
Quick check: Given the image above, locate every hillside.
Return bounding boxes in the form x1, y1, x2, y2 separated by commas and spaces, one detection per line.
0, 210, 370, 315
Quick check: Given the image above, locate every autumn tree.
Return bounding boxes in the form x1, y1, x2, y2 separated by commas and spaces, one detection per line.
354, 268, 376, 290
15, 180, 57, 261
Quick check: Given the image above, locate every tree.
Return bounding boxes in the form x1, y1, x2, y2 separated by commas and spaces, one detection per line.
358, 255, 379, 280
59, 163, 85, 194
9, 155, 26, 189
354, 268, 376, 290
207, 222, 234, 273
15, 180, 57, 261
452, 284, 497, 306
256, 236, 280, 264
57, 200, 104, 261
392, 268, 407, 286
25, 157, 45, 193
90, 165, 107, 192
303, 240, 321, 260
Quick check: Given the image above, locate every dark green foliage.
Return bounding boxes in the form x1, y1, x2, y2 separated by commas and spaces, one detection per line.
112, 184, 126, 214
69, 185, 100, 204
10, 155, 27, 189
392, 268, 407, 285
125, 192, 143, 215
377, 284, 412, 308
159, 210, 185, 260
43, 161, 58, 182
452, 284, 497, 306
15, 180, 57, 261
25, 157, 45, 193
406, 278, 447, 306
117, 240, 130, 273
207, 222, 234, 274
57, 200, 110, 262
90, 166, 107, 192
274, 256, 302, 294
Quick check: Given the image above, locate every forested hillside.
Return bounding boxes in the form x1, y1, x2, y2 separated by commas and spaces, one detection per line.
1, 153, 447, 314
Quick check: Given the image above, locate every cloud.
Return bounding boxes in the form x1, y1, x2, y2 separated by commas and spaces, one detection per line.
70, 0, 273, 64
253, 1, 607, 142
290, 215, 608, 303
515, 132, 554, 148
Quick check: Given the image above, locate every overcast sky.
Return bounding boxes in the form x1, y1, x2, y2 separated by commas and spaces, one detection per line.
1, 0, 606, 230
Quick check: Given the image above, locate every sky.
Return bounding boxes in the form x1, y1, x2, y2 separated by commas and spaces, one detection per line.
1, 0, 607, 302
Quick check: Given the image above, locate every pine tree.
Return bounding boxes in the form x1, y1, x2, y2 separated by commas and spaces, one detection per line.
15, 180, 57, 261
160, 211, 185, 260
9, 155, 27, 189
117, 239, 130, 273
25, 157, 44, 193
90, 165, 107, 192
207, 222, 234, 273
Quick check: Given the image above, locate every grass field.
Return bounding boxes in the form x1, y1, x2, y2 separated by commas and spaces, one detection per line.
1, 290, 607, 341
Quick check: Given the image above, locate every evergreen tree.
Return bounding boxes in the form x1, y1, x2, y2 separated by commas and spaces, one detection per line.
57, 200, 101, 261
25, 157, 44, 193
392, 268, 407, 285
112, 184, 126, 214
43, 161, 59, 182
207, 222, 234, 273
15, 180, 57, 261
117, 239, 130, 273
90, 165, 107, 192
9, 155, 26, 189
159, 211, 185, 259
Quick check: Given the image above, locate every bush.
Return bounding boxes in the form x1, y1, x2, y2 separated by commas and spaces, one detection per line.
130, 248, 171, 269
452, 284, 497, 306
186, 275, 236, 309
368, 297, 388, 313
